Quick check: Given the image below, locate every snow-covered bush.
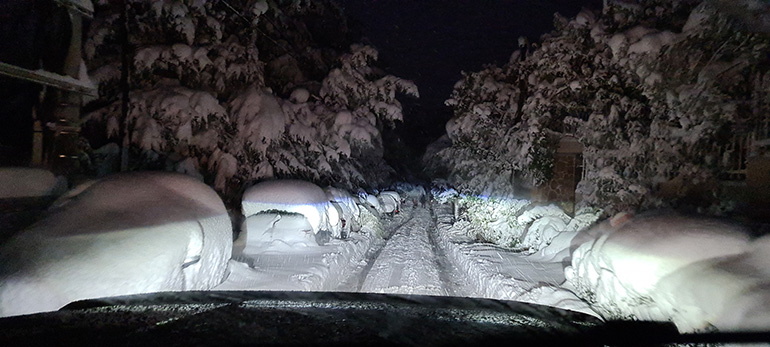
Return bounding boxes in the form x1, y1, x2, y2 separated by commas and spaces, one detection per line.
426, 0, 770, 216
0, 172, 232, 317
564, 212, 765, 332
456, 196, 532, 248
82, 0, 418, 201
448, 193, 602, 253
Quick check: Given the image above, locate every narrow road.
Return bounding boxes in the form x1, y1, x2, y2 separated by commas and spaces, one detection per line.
336, 204, 470, 296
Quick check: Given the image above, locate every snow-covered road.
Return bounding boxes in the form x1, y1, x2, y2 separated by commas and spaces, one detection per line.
216, 202, 595, 318
358, 207, 447, 295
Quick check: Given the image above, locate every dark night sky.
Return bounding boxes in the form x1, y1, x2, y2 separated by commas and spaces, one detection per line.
337, 0, 603, 152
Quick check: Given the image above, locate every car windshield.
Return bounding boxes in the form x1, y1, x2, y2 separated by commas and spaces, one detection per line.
2, 0, 770, 345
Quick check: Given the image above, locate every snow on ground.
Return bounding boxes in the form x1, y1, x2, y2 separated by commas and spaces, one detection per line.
215, 207, 382, 292
360, 207, 445, 295
0, 172, 232, 317
217, 195, 600, 320
0, 167, 67, 199
431, 203, 600, 318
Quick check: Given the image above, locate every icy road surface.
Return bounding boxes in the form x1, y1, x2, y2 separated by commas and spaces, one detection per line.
216, 203, 596, 316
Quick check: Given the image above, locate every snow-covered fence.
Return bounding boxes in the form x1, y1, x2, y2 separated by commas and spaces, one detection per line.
0, 172, 233, 317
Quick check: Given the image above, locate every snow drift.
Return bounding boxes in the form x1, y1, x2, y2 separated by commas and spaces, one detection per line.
0, 172, 232, 317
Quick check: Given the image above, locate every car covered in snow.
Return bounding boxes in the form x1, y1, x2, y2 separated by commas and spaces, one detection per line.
241, 179, 342, 245
236, 213, 319, 252
0, 172, 233, 317
377, 191, 401, 216
324, 186, 362, 238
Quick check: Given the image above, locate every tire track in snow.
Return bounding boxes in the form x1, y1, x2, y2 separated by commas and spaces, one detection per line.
427, 205, 473, 297
358, 206, 447, 296
335, 209, 416, 292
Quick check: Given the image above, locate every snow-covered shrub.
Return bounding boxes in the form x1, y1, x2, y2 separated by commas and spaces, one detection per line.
453, 195, 601, 253
0, 172, 233, 317
564, 212, 757, 331
456, 196, 533, 248
426, 0, 770, 216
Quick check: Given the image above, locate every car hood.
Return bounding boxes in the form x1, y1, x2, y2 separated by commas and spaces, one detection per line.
0, 290, 683, 346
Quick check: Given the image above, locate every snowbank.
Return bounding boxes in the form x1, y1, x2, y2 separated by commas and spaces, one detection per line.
0, 172, 232, 317
431, 203, 600, 317
564, 212, 766, 332
0, 167, 66, 199
242, 180, 341, 238
653, 234, 770, 332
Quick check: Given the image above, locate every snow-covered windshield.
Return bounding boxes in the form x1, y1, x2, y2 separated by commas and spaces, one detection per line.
2, 0, 770, 344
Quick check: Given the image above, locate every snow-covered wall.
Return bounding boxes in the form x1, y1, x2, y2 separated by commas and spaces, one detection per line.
0, 172, 232, 317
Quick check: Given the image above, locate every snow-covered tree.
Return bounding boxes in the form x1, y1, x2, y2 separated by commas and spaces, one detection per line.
427, 0, 770, 216
82, 0, 417, 202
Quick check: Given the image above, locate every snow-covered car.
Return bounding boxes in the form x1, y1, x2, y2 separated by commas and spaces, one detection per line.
390, 182, 428, 207
565, 212, 768, 332
377, 191, 401, 216
241, 180, 342, 245
325, 186, 362, 238
237, 213, 318, 252
0, 172, 233, 317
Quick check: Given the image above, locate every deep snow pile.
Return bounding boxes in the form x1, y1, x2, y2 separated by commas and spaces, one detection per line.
0, 172, 232, 317
565, 212, 770, 332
